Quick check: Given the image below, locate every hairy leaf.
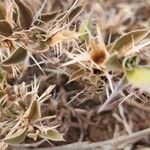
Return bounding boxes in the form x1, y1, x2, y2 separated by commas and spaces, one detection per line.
3, 127, 27, 144
14, 0, 33, 30
0, 67, 5, 83
34, 11, 60, 26
2, 46, 27, 65
68, 69, 85, 83
68, 5, 83, 22
0, 20, 13, 37
125, 66, 150, 90
38, 126, 64, 141
79, 19, 89, 41
111, 29, 149, 54
106, 53, 122, 71
24, 99, 41, 121
0, 2, 6, 20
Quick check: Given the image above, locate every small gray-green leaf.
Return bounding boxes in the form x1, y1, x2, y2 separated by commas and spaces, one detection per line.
68, 69, 85, 83
14, 0, 33, 30
3, 127, 27, 144
38, 126, 64, 141
34, 11, 60, 26
106, 53, 122, 71
0, 67, 5, 83
111, 29, 149, 54
68, 6, 83, 22
24, 99, 41, 121
0, 2, 6, 20
2, 46, 27, 65
0, 20, 13, 37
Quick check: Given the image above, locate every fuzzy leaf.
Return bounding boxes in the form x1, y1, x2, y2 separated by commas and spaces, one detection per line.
3, 127, 27, 144
0, 67, 5, 83
2, 46, 27, 65
79, 19, 89, 41
38, 126, 64, 141
0, 2, 6, 20
0, 20, 13, 37
68, 6, 83, 22
68, 69, 85, 83
111, 29, 149, 54
0, 90, 6, 98
14, 0, 33, 30
35, 11, 60, 26
106, 53, 122, 71
24, 99, 41, 121
125, 66, 150, 90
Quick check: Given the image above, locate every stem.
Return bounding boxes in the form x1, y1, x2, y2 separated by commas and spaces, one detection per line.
97, 75, 127, 114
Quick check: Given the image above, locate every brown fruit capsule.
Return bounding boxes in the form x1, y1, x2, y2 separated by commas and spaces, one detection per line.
90, 40, 106, 64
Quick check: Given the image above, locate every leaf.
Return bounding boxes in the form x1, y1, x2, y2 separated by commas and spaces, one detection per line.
3, 127, 27, 144
0, 67, 5, 83
0, 90, 6, 99
38, 126, 64, 141
111, 29, 149, 54
24, 99, 41, 121
68, 69, 85, 83
4, 107, 17, 118
79, 19, 89, 41
124, 66, 150, 90
106, 53, 122, 71
2, 46, 27, 65
14, 0, 33, 30
0, 20, 13, 37
68, 5, 83, 22
34, 11, 60, 26
0, 2, 6, 20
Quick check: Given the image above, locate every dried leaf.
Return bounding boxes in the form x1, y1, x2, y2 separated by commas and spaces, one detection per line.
124, 66, 150, 91
68, 69, 85, 83
14, 0, 33, 30
0, 2, 6, 20
38, 126, 64, 141
24, 99, 41, 121
68, 5, 83, 22
0, 20, 13, 37
2, 46, 27, 65
111, 29, 149, 54
3, 127, 27, 144
106, 53, 122, 71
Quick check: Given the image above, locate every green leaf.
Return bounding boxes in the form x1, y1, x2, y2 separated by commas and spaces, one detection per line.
68, 69, 85, 83
0, 20, 13, 37
79, 19, 89, 41
68, 6, 83, 22
3, 127, 27, 144
24, 99, 41, 122
111, 29, 149, 55
125, 66, 150, 90
38, 126, 64, 141
0, 2, 6, 20
106, 53, 122, 71
2, 46, 27, 65
14, 0, 33, 30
